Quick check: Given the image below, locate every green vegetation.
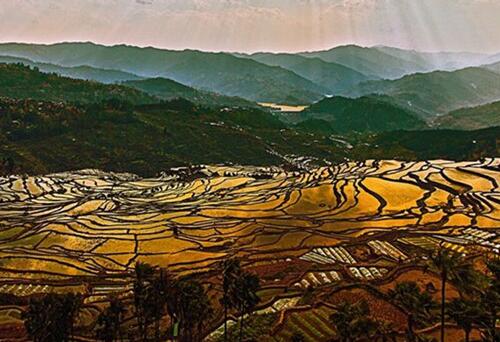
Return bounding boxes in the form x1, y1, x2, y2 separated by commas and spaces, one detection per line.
123, 77, 255, 108
352, 127, 499, 161
0, 63, 154, 105
0, 55, 143, 84
299, 95, 427, 133
0, 95, 497, 177
343, 67, 500, 119
435, 100, 500, 130
245, 53, 372, 93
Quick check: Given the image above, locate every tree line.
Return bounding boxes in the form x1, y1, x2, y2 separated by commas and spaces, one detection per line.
21, 250, 500, 342
22, 258, 260, 342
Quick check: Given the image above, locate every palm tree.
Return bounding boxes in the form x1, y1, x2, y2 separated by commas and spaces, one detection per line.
330, 300, 377, 342
388, 281, 437, 330
177, 277, 213, 342
96, 297, 126, 342
219, 258, 241, 342
427, 247, 471, 342
23, 293, 82, 342
480, 258, 500, 341
234, 272, 261, 342
133, 261, 156, 340
447, 298, 483, 342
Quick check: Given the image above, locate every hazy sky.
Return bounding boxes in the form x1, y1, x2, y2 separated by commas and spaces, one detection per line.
1, 0, 500, 53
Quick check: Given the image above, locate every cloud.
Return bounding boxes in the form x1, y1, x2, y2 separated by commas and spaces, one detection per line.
0, 0, 499, 53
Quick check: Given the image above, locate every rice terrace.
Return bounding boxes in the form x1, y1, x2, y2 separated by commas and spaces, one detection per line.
1, 0, 500, 341
0, 159, 499, 340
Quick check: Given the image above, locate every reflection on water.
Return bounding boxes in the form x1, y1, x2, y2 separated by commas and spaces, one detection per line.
259, 102, 308, 112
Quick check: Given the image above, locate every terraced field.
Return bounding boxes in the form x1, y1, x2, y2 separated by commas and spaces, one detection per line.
0, 159, 498, 280
0, 159, 498, 339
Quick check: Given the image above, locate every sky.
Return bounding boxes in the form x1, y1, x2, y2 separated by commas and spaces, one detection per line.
1, 0, 500, 53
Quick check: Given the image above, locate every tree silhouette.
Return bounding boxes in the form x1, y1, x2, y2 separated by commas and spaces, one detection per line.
133, 261, 156, 340
388, 281, 437, 329
427, 247, 471, 342
219, 258, 242, 342
447, 298, 483, 342
149, 268, 177, 341
291, 332, 306, 342
176, 277, 213, 342
96, 296, 127, 342
23, 293, 82, 342
479, 258, 500, 341
234, 272, 261, 342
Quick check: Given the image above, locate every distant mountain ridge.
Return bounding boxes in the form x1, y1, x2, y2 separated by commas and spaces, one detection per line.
435, 101, 500, 130
1, 42, 498, 106
0, 42, 327, 104
342, 67, 500, 119
240, 53, 373, 94
0, 63, 154, 104
300, 44, 491, 80
0, 55, 143, 84
122, 78, 255, 107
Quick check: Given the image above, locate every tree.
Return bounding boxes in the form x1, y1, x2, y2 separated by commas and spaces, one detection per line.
388, 281, 437, 329
219, 258, 242, 342
479, 258, 500, 341
149, 269, 177, 341
234, 272, 261, 342
23, 293, 82, 342
177, 277, 213, 342
447, 298, 483, 342
133, 262, 156, 340
427, 247, 471, 342
330, 300, 378, 342
96, 296, 127, 342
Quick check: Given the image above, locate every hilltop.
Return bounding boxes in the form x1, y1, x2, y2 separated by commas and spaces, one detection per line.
122, 78, 255, 107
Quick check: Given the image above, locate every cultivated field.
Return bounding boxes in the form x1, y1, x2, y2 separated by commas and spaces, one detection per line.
0, 158, 498, 339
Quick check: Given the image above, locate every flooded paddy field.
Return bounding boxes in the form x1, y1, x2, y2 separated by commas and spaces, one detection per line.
0, 159, 498, 340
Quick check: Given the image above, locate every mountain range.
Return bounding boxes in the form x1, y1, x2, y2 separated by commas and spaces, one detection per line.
1, 42, 500, 106
0, 42, 326, 104
0, 42, 498, 176
0, 61, 498, 176
342, 67, 500, 119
